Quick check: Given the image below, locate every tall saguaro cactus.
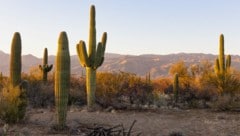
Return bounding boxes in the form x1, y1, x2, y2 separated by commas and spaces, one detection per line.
214, 34, 231, 75
10, 32, 22, 87
39, 48, 53, 82
76, 5, 107, 109
55, 32, 70, 129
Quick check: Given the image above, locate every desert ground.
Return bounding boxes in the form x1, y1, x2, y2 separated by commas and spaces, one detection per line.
1, 107, 239, 136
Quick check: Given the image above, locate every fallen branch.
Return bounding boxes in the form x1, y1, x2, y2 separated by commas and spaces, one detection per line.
87, 120, 141, 136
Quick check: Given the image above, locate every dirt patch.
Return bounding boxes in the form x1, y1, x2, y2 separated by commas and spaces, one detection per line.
1, 107, 239, 136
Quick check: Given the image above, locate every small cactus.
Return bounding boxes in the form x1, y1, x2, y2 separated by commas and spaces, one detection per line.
145, 72, 151, 84
214, 34, 232, 94
10, 32, 22, 87
54, 31, 70, 129
214, 34, 231, 75
76, 5, 107, 109
39, 48, 53, 82
173, 73, 179, 103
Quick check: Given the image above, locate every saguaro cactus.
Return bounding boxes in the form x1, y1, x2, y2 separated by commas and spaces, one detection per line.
145, 72, 151, 84
214, 34, 231, 74
55, 32, 70, 129
39, 48, 53, 82
10, 32, 22, 87
173, 73, 179, 103
76, 5, 107, 109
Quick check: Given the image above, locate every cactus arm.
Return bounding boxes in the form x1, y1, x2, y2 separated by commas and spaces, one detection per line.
226, 55, 231, 72
76, 41, 90, 67
226, 55, 231, 68
45, 64, 53, 72
98, 57, 105, 67
101, 32, 107, 53
94, 42, 104, 68
10, 32, 22, 87
94, 32, 107, 68
214, 58, 220, 74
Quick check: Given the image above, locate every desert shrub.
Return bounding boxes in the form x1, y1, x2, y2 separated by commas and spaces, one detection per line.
22, 72, 54, 108
68, 76, 86, 106
192, 61, 219, 101
168, 61, 195, 99
211, 93, 240, 111
27, 66, 43, 82
23, 72, 86, 108
95, 72, 118, 107
96, 72, 154, 109
27, 81, 54, 108
204, 72, 240, 94
167, 60, 218, 108
0, 83, 27, 123
152, 77, 172, 94
187, 61, 240, 109
199, 68, 240, 110
153, 92, 171, 107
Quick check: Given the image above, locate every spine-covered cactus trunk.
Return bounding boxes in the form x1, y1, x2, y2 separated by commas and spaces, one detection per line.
55, 32, 70, 128
10, 32, 22, 87
76, 5, 107, 109
39, 48, 53, 82
86, 68, 96, 107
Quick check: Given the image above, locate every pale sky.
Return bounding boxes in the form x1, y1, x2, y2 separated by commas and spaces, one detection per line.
0, 0, 240, 58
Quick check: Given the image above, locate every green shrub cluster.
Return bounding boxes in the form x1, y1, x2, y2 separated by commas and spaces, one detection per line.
0, 81, 27, 123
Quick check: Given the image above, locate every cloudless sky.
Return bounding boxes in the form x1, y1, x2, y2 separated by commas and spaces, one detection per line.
0, 0, 240, 58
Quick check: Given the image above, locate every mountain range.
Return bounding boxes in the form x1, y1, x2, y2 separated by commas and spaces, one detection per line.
1, 50, 240, 78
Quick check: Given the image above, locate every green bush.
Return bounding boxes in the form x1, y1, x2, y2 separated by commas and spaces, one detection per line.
0, 84, 27, 123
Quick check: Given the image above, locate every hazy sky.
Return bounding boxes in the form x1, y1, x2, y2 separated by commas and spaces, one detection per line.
0, 0, 240, 57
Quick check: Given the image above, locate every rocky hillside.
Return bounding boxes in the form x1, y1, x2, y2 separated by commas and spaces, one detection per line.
1, 50, 240, 78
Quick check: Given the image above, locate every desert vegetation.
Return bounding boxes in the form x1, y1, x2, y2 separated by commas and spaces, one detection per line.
0, 4, 240, 136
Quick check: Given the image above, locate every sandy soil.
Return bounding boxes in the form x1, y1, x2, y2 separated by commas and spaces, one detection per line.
1, 107, 240, 136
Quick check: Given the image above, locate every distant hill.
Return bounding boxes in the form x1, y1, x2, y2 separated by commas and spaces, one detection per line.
1, 50, 240, 78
